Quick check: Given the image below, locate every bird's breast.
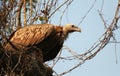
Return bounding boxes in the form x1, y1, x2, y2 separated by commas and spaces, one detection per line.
37, 32, 64, 51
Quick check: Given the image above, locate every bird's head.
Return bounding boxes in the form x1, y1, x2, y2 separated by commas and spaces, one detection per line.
63, 24, 81, 33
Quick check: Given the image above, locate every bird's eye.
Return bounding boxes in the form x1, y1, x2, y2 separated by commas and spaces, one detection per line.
71, 25, 75, 27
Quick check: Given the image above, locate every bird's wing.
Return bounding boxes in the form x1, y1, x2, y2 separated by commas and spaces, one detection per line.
10, 24, 54, 46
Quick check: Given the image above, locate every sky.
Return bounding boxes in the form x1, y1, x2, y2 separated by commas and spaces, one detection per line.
0, 0, 119, 76
49, 0, 120, 76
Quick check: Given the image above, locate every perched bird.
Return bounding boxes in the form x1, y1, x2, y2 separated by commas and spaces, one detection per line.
5, 24, 81, 62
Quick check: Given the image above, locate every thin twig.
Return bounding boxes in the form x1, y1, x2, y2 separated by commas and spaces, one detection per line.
48, 0, 70, 19
98, 10, 108, 28
78, 0, 97, 26
11, 52, 22, 73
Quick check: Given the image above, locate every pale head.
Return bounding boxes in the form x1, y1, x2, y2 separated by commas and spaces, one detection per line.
63, 24, 81, 33
62, 24, 81, 39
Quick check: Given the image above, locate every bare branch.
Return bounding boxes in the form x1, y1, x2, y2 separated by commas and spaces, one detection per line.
78, 0, 97, 26
16, 0, 23, 29
48, 0, 70, 19
11, 52, 22, 73
23, 0, 27, 26
29, 0, 32, 17
98, 10, 108, 29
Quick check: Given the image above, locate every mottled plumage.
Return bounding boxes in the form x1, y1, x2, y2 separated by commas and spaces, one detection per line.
5, 24, 81, 62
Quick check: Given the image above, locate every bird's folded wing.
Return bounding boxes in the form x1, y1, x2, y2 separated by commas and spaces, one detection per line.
10, 24, 54, 46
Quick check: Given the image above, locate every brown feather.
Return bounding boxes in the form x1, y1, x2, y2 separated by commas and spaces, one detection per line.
10, 24, 54, 46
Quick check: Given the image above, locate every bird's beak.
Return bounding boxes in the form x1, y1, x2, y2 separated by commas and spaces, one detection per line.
74, 26, 81, 32
76, 28, 81, 32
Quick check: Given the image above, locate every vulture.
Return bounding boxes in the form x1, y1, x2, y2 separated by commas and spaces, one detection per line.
5, 24, 81, 62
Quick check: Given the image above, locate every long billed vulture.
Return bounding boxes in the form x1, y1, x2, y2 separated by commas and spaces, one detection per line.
5, 24, 81, 62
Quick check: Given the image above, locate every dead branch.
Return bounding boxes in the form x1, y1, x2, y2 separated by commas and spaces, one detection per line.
98, 10, 108, 28
23, 0, 27, 26
48, 0, 72, 19
16, 0, 23, 29
78, 0, 97, 26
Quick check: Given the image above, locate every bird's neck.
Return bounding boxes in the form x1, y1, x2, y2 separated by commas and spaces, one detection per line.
63, 29, 69, 40
55, 26, 69, 40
